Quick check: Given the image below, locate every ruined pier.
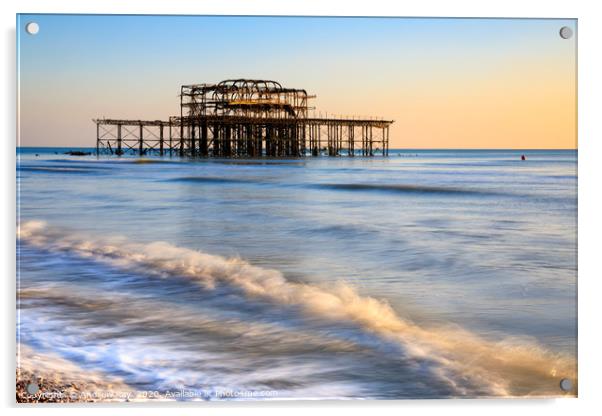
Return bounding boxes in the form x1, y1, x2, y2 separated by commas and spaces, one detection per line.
95, 79, 393, 158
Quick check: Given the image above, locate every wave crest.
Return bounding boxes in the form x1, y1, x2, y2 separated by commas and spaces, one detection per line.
18, 220, 576, 397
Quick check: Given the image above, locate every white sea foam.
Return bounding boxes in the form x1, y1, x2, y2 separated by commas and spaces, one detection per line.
18, 220, 577, 397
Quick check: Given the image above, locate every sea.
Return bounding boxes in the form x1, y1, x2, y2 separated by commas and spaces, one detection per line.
16, 148, 577, 400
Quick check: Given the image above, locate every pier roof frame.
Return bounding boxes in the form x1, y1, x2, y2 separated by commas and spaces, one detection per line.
181, 79, 312, 119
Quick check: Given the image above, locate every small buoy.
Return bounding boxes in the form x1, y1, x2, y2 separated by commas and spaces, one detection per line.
521, 155, 526, 161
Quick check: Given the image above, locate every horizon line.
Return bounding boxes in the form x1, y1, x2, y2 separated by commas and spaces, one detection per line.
15, 146, 578, 151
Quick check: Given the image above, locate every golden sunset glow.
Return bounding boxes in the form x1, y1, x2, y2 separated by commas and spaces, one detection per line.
18, 16, 576, 149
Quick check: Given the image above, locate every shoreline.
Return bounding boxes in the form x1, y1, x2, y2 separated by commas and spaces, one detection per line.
16, 345, 133, 403
16, 369, 94, 403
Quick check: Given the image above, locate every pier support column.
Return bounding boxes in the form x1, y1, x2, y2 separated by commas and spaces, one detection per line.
256, 125, 261, 157
159, 124, 164, 156
200, 122, 208, 156
265, 126, 272, 157
191, 123, 196, 157
386, 127, 390, 156
169, 122, 173, 155
96, 122, 100, 156
363, 126, 367, 156
225, 125, 232, 157
117, 124, 122, 156
213, 123, 221, 156
246, 125, 253, 157
348, 125, 354, 157
139, 124, 144, 156
291, 124, 298, 157
179, 123, 185, 157
318, 124, 322, 155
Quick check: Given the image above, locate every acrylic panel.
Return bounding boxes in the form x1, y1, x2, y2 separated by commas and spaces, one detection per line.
16, 14, 577, 402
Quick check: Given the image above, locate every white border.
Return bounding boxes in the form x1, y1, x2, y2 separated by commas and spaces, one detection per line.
3, 1, 601, 415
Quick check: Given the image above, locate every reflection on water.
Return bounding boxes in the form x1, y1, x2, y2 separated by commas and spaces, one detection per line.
17, 148, 577, 399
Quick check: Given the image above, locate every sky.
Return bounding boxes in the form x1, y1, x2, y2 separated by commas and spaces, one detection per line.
18, 15, 577, 149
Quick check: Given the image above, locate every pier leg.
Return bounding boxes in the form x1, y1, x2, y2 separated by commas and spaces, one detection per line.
96, 122, 100, 156
386, 127, 390, 156
139, 124, 144, 156
299, 125, 304, 156
292, 125, 298, 156
200, 122, 208, 156
191, 124, 197, 157
117, 124, 122, 156
349, 125, 354, 156
225, 125, 232, 157
246, 125, 253, 157
179, 122, 184, 157
265, 126, 272, 157
159, 125, 164, 156
363, 126, 366, 156
169, 122, 173, 156
257, 126, 263, 157
318, 124, 321, 155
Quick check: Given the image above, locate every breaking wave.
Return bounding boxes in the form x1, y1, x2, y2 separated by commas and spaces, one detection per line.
18, 220, 576, 397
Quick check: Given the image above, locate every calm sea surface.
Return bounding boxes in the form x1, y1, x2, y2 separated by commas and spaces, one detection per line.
17, 148, 577, 399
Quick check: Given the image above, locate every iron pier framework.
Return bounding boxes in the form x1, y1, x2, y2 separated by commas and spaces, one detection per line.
95, 79, 393, 158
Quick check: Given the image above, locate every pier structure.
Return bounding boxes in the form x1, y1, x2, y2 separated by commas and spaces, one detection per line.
94, 79, 393, 157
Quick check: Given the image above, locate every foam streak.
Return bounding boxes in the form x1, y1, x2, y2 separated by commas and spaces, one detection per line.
18, 220, 576, 397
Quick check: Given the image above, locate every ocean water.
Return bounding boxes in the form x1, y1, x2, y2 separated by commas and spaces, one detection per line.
16, 148, 577, 399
